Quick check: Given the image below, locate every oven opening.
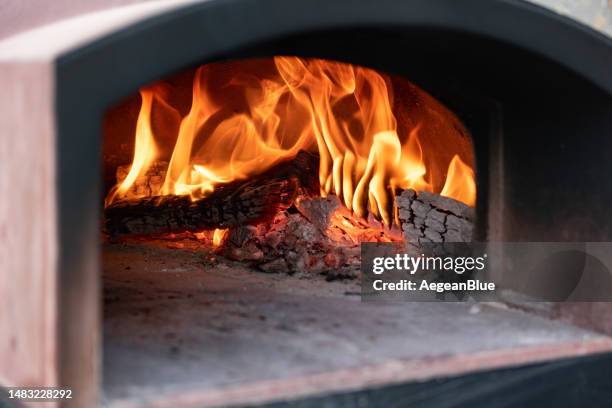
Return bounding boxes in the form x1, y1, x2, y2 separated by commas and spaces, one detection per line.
100, 56, 602, 407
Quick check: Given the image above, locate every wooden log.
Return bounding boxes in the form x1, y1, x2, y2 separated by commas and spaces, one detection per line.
295, 195, 402, 244
220, 207, 362, 279
105, 151, 319, 236
395, 189, 475, 244
114, 160, 168, 198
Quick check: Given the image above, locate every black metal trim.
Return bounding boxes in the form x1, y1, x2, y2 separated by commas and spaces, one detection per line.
248, 351, 612, 408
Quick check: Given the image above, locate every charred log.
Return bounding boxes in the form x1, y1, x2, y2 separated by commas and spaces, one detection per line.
220, 208, 362, 280
218, 195, 401, 279
395, 189, 475, 244
105, 152, 319, 237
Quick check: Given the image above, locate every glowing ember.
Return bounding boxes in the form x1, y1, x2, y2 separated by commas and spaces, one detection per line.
105, 57, 476, 225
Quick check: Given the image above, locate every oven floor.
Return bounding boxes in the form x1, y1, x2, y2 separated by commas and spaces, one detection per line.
102, 241, 612, 408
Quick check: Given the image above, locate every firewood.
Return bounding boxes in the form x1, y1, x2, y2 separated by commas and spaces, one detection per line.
115, 161, 168, 198
220, 210, 362, 279
295, 195, 402, 244
219, 195, 402, 279
105, 152, 319, 237
395, 189, 475, 244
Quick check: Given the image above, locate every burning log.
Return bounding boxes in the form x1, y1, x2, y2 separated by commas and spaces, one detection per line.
114, 161, 168, 199
295, 195, 402, 244
395, 189, 475, 244
220, 204, 362, 279
216, 191, 473, 278
218, 195, 401, 279
105, 152, 319, 237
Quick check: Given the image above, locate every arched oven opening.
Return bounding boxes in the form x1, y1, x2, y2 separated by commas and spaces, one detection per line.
98, 23, 612, 408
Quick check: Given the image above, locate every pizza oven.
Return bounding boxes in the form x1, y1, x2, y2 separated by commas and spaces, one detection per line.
2, 1, 612, 407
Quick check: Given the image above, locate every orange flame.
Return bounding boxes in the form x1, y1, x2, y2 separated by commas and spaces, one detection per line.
440, 155, 476, 207
212, 228, 228, 247
105, 88, 158, 206
441, 155, 477, 207
105, 57, 476, 225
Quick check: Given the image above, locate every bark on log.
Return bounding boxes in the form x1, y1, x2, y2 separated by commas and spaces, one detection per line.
395, 189, 475, 244
105, 152, 319, 236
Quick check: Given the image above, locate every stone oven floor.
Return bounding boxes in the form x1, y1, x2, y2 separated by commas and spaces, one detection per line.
102, 241, 612, 408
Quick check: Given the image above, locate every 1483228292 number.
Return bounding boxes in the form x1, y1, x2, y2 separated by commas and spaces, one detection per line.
7, 388, 73, 401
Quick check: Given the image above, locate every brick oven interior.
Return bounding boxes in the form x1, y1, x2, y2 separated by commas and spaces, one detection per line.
99, 28, 612, 407
99, 57, 484, 406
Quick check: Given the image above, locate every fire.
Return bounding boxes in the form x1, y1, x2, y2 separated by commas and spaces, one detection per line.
212, 228, 228, 247
106, 88, 158, 205
441, 155, 477, 207
105, 57, 476, 225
